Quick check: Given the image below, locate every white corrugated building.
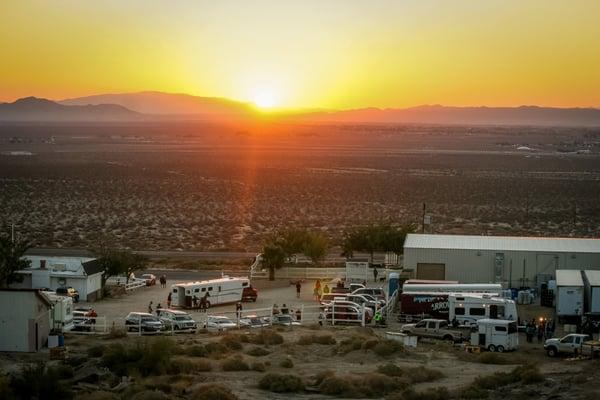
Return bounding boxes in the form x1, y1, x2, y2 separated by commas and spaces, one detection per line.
403, 234, 600, 288
0, 289, 52, 352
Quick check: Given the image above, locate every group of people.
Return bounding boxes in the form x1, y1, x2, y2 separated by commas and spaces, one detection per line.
192, 292, 211, 311
524, 318, 555, 343
294, 279, 331, 301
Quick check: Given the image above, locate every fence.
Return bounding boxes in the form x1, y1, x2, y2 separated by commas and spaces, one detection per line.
106, 276, 147, 291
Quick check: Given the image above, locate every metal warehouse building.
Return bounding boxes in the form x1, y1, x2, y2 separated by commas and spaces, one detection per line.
403, 234, 600, 288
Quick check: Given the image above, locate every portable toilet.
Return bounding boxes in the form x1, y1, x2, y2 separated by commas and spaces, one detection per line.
388, 272, 400, 297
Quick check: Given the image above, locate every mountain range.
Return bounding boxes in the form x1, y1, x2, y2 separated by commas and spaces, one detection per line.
1, 92, 600, 126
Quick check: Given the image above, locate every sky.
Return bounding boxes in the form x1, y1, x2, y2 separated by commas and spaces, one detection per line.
1, 0, 599, 109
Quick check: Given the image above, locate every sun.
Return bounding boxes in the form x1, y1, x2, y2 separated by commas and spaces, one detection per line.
252, 90, 278, 109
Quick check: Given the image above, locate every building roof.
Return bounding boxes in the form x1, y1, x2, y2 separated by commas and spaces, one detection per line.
556, 270, 584, 286
82, 259, 104, 276
584, 270, 600, 287
0, 288, 53, 307
404, 234, 600, 254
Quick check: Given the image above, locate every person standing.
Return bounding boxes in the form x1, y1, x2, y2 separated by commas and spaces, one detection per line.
323, 284, 330, 295
236, 302, 243, 319
167, 292, 172, 308
373, 267, 379, 282
148, 301, 153, 314
296, 281, 302, 299
156, 303, 162, 316
537, 323, 544, 343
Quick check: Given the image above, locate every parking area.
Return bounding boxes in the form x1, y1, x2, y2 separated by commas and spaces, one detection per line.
77, 276, 388, 333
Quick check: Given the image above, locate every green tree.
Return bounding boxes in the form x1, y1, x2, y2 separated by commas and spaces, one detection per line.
262, 243, 286, 281
303, 231, 328, 265
276, 229, 310, 258
95, 245, 148, 288
0, 235, 31, 288
341, 223, 415, 262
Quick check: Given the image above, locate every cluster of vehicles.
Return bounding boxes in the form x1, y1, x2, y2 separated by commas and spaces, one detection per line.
319, 284, 387, 325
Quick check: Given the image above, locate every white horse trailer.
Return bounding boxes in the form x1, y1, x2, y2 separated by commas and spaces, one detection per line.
449, 294, 518, 325
42, 291, 74, 332
470, 319, 519, 352
171, 277, 250, 309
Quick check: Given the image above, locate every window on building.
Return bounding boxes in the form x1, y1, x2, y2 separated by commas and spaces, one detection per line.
454, 307, 465, 315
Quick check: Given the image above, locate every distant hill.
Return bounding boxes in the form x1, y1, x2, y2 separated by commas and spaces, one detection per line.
298, 105, 600, 127
0, 97, 139, 122
60, 91, 256, 119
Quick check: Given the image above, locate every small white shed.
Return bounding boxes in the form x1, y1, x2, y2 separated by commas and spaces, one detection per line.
0, 289, 52, 352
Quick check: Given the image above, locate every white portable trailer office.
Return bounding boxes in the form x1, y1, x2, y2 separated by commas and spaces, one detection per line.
556, 270, 584, 321
583, 270, 600, 313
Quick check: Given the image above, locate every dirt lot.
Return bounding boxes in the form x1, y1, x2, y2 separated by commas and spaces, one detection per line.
1, 321, 599, 400
2, 282, 600, 399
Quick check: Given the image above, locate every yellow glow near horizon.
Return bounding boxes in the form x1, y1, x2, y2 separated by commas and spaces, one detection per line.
253, 90, 278, 109
1, 1, 599, 109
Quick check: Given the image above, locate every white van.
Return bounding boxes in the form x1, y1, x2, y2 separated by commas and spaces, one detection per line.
470, 319, 519, 352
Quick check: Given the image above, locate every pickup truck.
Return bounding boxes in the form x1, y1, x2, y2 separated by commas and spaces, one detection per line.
401, 318, 468, 342
544, 334, 600, 358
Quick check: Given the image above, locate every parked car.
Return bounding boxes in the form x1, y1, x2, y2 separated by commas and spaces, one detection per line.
271, 314, 301, 326
72, 310, 94, 332
401, 319, 468, 342
320, 293, 349, 306
204, 316, 237, 331
125, 312, 164, 332
140, 273, 157, 286
157, 309, 197, 332
242, 285, 258, 302
323, 303, 372, 324
56, 287, 80, 302
349, 283, 365, 292
345, 294, 382, 311
331, 286, 351, 294
544, 334, 600, 357
239, 314, 270, 328
352, 287, 386, 301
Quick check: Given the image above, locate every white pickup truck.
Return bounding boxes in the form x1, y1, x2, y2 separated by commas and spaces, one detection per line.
401, 318, 468, 342
544, 334, 600, 358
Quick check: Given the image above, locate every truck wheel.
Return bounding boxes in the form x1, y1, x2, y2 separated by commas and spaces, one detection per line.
547, 347, 557, 357
496, 345, 505, 353
488, 344, 496, 352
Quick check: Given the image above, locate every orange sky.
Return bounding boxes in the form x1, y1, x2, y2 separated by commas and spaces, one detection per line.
1, 1, 599, 109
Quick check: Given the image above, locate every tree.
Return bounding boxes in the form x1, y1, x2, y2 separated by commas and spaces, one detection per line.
94, 245, 148, 288
0, 235, 31, 288
341, 223, 415, 262
262, 243, 286, 281
303, 231, 328, 265
276, 229, 310, 258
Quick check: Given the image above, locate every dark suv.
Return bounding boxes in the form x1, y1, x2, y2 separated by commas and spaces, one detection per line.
242, 286, 258, 302
56, 287, 80, 302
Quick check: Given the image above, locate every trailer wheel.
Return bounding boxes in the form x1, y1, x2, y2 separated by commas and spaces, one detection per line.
488, 344, 496, 352
497, 345, 505, 353
547, 347, 557, 357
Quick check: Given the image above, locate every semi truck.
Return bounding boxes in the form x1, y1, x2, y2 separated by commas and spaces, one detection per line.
401, 283, 503, 296
555, 270, 584, 323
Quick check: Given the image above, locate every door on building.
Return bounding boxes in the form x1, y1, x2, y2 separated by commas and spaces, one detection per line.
417, 263, 445, 280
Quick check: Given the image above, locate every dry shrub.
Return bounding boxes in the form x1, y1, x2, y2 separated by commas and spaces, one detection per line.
372, 340, 404, 357
313, 370, 335, 386
87, 345, 105, 358
298, 334, 336, 345
389, 387, 451, 400
168, 358, 212, 374
337, 336, 364, 354
130, 390, 169, 400
319, 372, 404, 398
187, 345, 208, 357
251, 362, 266, 372
205, 342, 229, 358
249, 330, 284, 345
279, 357, 294, 368
362, 339, 379, 350
221, 356, 250, 371
220, 334, 245, 350
246, 346, 270, 357
191, 384, 238, 400
461, 364, 544, 397
82, 391, 118, 400
258, 373, 304, 393
406, 366, 444, 383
